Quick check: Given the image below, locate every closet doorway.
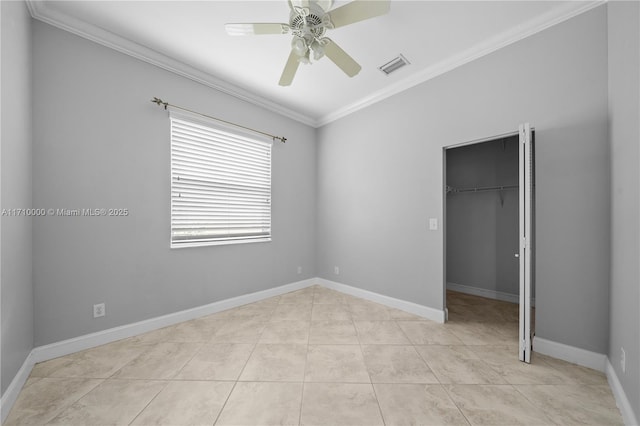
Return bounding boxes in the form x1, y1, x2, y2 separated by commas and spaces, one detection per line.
443, 124, 535, 363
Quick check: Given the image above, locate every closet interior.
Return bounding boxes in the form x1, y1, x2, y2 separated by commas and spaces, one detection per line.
445, 135, 529, 330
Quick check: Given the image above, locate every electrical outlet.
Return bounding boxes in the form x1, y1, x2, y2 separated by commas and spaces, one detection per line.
334, 266, 340, 275
93, 303, 105, 318
297, 266, 302, 274
621, 347, 626, 373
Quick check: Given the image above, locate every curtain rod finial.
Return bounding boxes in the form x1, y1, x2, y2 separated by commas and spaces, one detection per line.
151, 97, 168, 110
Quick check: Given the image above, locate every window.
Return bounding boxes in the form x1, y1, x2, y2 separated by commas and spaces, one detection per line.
170, 111, 272, 247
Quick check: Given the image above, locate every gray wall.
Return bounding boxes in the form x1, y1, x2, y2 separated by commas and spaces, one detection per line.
608, 1, 640, 420
446, 138, 519, 297
32, 21, 317, 346
1, 1, 34, 395
317, 6, 610, 353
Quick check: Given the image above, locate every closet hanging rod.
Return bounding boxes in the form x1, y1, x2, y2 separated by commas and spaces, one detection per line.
446, 184, 518, 194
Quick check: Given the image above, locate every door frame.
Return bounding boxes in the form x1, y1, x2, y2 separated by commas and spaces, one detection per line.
519, 123, 535, 363
442, 127, 535, 362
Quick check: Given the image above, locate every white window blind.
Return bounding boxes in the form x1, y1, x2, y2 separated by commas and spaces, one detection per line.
170, 111, 272, 247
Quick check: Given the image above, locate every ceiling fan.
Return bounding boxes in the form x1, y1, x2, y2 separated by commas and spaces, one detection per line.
225, 0, 391, 86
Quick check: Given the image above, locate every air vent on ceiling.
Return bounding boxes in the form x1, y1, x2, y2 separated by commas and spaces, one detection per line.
379, 54, 410, 75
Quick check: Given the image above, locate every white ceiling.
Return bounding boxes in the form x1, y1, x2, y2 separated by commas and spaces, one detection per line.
29, 0, 602, 126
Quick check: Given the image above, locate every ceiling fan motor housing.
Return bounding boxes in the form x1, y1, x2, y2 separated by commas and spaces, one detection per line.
289, 2, 329, 40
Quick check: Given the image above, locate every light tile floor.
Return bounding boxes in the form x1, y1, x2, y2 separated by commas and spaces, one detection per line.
5, 286, 623, 425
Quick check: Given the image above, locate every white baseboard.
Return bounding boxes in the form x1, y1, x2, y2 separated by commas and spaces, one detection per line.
606, 358, 639, 426
533, 338, 640, 425
1, 278, 316, 423
446, 282, 537, 307
447, 282, 521, 304
533, 336, 606, 372
31, 278, 316, 364
0, 352, 36, 423
317, 278, 445, 323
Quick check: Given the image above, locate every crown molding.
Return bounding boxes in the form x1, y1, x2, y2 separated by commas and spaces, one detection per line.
27, 0, 604, 129
26, 0, 319, 127
316, 0, 606, 127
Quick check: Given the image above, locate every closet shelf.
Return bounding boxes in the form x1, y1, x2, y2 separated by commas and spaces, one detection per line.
446, 184, 518, 194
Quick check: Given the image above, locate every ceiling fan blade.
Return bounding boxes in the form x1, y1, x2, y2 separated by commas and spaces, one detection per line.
323, 39, 361, 77
328, 0, 390, 29
225, 23, 289, 36
279, 50, 301, 86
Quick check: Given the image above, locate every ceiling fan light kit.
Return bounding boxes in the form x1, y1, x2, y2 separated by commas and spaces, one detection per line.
224, 0, 391, 86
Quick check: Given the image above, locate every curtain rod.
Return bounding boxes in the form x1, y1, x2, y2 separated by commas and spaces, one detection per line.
151, 97, 286, 143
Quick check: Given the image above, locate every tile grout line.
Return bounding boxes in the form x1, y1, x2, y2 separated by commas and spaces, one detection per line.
27, 377, 105, 425
400, 316, 473, 424
510, 383, 555, 419
211, 295, 280, 425
134, 327, 227, 426
440, 383, 474, 426
126, 379, 171, 426
354, 302, 387, 425
415, 302, 503, 426
128, 309, 263, 425
298, 286, 320, 426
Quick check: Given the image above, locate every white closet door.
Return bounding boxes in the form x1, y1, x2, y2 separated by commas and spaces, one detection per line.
518, 123, 533, 363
